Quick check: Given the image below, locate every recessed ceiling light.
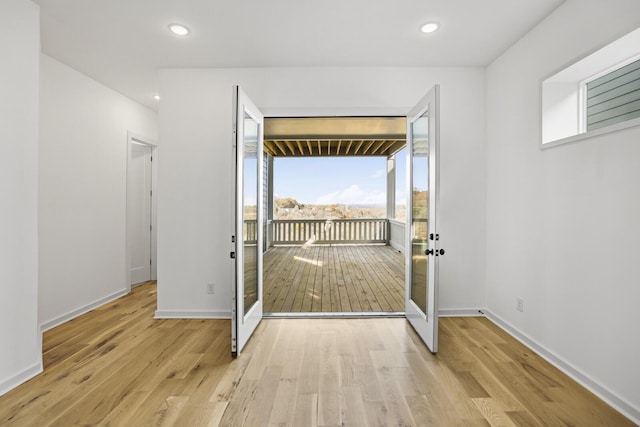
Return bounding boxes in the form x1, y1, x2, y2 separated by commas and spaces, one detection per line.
168, 24, 190, 36
154, 94, 160, 101
420, 22, 440, 34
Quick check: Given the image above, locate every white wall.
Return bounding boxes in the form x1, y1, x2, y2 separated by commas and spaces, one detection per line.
388, 220, 405, 253
486, 0, 640, 421
157, 67, 487, 317
39, 55, 158, 329
0, 0, 41, 395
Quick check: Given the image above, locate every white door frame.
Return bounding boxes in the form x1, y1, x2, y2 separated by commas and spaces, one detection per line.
126, 131, 157, 291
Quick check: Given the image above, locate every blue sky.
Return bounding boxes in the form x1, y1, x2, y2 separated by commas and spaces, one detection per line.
274, 153, 406, 205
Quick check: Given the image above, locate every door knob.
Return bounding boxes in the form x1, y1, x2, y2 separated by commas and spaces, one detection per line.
436, 249, 445, 256
425, 249, 434, 255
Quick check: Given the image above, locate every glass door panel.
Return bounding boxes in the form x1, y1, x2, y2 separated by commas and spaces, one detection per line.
411, 115, 429, 315
405, 85, 441, 353
232, 86, 264, 356
243, 113, 259, 315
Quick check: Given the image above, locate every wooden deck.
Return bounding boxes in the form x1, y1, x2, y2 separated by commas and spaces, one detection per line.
263, 244, 405, 313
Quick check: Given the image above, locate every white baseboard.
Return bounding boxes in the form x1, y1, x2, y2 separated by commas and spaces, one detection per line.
484, 309, 640, 425
439, 308, 485, 317
154, 310, 231, 319
40, 288, 129, 333
0, 361, 42, 397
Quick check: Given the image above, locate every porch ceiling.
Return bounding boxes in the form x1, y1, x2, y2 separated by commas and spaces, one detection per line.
264, 117, 406, 157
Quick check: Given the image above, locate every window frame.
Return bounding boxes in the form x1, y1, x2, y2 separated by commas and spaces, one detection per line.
541, 27, 640, 149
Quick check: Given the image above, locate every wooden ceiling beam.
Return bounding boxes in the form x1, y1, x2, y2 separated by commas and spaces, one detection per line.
265, 138, 406, 157
362, 140, 376, 155
354, 140, 365, 155
263, 141, 274, 156
265, 117, 406, 140
273, 140, 287, 156
346, 140, 353, 155
370, 140, 387, 155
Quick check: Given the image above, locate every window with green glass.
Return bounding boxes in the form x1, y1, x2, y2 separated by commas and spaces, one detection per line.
586, 58, 640, 132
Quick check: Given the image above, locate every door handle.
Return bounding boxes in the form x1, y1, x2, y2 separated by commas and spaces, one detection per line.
425, 249, 445, 256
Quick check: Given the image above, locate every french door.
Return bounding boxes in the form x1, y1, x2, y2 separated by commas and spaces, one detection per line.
231, 84, 441, 355
231, 86, 264, 356
405, 85, 443, 353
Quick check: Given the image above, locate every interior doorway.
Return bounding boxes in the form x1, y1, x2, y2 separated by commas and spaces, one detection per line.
126, 133, 157, 288
261, 117, 407, 315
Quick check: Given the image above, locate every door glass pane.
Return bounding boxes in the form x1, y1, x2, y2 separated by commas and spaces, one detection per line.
410, 112, 429, 314
243, 112, 259, 315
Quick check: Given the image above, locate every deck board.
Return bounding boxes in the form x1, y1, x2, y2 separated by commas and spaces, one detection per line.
264, 245, 405, 313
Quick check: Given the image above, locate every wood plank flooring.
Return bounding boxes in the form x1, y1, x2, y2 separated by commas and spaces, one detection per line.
263, 245, 405, 313
0, 282, 634, 426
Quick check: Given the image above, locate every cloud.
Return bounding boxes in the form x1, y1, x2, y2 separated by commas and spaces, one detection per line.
369, 168, 386, 179
315, 184, 386, 205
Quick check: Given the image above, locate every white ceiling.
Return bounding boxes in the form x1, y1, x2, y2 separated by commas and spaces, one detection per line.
36, 0, 564, 110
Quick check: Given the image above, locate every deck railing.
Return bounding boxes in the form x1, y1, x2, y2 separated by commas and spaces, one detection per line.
270, 218, 389, 245
243, 220, 258, 244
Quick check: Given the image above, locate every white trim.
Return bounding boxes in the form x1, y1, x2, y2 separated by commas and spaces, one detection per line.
154, 310, 232, 319
0, 362, 43, 397
541, 115, 640, 149
578, 79, 587, 134
439, 308, 485, 317
484, 309, 640, 425
40, 288, 129, 332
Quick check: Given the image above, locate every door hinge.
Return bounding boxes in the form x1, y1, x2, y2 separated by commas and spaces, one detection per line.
230, 251, 236, 259
231, 236, 236, 243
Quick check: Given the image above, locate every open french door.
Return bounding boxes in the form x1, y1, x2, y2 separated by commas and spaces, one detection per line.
405, 85, 443, 353
231, 86, 264, 356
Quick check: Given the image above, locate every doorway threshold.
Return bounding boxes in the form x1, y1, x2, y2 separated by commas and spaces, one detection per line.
263, 312, 405, 319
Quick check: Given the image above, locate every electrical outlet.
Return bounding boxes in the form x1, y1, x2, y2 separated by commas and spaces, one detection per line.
207, 283, 215, 294
516, 297, 524, 312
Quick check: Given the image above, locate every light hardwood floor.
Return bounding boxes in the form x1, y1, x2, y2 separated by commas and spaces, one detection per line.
0, 282, 633, 426
263, 245, 405, 313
